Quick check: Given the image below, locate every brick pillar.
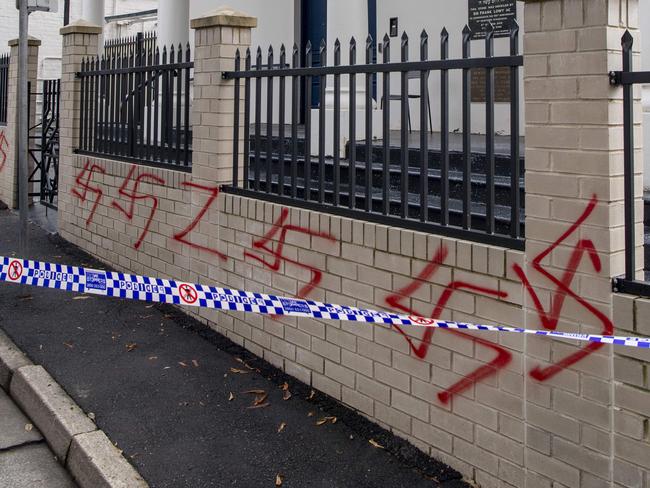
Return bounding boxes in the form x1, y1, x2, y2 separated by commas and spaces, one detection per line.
0, 37, 39, 209
57, 20, 102, 239
190, 7, 256, 187
522, 1, 640, 487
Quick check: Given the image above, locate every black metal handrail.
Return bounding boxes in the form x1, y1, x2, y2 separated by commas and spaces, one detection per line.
224, 22, 524, 250
76, 43, 193, 170
0, 53, 9, 125
610, 30, 650, 295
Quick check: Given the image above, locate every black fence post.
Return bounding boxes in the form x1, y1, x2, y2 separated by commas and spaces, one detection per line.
622, 30, 635, 281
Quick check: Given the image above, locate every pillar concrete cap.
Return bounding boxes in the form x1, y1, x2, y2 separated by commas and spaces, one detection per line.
60, 19, 102, 36
191, 6, 257, 29
8, 36, 41, 47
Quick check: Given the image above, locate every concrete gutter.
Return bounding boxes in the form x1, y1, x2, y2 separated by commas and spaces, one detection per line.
0, 329, 148, 488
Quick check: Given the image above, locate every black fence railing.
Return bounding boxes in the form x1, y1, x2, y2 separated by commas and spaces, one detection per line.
0, 53, 9, 125
76, 43, 193, 170
610, 30, 650, 296
224, 23, 524, 250
105, 31, 156, 58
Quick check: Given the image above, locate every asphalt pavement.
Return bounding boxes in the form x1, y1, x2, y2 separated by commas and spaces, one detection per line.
0, 208, 467, 488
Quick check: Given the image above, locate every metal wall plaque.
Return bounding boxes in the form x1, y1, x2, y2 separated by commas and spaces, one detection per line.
468, 0, 517, 39
471, 67, 511, 103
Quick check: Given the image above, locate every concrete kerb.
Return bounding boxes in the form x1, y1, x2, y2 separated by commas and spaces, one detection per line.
0, 330, 148, 488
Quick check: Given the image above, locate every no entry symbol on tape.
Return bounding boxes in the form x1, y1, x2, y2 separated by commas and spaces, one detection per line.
179, 284, 198, 305
8, 260, 23, 281
408, 316, 436, 326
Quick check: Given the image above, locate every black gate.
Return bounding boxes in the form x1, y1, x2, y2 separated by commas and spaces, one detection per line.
28, 79, 60, 209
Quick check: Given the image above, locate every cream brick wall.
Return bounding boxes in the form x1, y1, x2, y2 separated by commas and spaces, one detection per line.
0, 38, 39, 208
612, 294, 650, 488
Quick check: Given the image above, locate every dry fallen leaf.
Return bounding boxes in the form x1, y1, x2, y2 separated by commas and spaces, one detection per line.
247, 402, 270, 410
307, 411, 315, 417
243, 389, 266, 395
18, 295, 33, 301
179, 362, 188, 367
229, 368, 249, 374
192, 360, 199, 368
280, 382, 289, 391
277, 422, 286, 433
125, 343, 137, 352
24, 423, 33, 432
228, 392, 235, 401
316, 416, 337, 426
63, 342, 74, 349
282, 390, 292, 401
253, 393, 269, 406
307, 390, 316, 400
275, 474, 283, 487
369, 439, 384, 449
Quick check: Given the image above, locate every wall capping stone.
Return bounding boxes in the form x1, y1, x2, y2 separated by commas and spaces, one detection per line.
59, 19, 102, 36
8, 36, 41, 47
190, 7, 257, 29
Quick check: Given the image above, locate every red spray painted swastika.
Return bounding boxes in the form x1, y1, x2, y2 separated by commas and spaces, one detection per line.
71, 160, 106, 226
0, 131, 8, 172
245, 208, 336, 298
513, 195, 614, 381
111, 166, 165, 250
384, 246, 511, 404
172, 182, 227, 261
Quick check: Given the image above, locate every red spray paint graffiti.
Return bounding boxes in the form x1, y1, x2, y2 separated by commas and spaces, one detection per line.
172, 182, 227, 261
71, 160, 106, 226
384, 195, 613, 402
384, 246, 511, 404
111, 166, 165, 250
0, 130, 8, 172
244, 208, 336, 298
513, 195, 614, 381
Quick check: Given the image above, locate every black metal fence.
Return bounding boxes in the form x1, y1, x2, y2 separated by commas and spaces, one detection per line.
0, 53, 9, 125
610, 30, 650, 295
224, 23, 524, 249
105, 31, 157, 58
76, 43, 193, 170
28, 80, 60, 208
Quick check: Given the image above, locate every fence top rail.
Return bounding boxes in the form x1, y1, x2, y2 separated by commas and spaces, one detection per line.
76, 61, 194, 78
224, 55, 522, 79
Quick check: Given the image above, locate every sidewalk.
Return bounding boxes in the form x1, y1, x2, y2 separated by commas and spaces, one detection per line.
0, 387, 77, 488
0, 208, 466, 488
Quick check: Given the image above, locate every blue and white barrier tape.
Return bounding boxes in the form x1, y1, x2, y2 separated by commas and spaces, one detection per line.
1, 255, 649, 349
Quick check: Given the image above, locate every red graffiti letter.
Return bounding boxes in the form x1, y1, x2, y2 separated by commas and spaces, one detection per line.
111, 166, 165, 250
172, 182, 227, 261
245, 208, 336, 298
385, 246, 510, 404
513, 195, 614, 382
71, 160, 106, 226
0, 131, 8, 172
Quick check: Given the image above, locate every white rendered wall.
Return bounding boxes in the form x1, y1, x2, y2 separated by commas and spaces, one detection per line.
376, 0, 525, 136
640, 0, 650, 190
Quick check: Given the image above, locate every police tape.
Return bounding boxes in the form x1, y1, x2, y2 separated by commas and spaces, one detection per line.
1, 255, 649, 349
